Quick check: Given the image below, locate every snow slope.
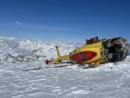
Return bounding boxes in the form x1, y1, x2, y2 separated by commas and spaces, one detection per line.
0, 37, 130, 98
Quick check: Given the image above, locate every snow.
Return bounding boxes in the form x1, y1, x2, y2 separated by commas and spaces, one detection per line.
0, 37, 130, 98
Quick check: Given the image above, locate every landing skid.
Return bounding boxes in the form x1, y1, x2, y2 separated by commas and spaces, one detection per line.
78, 64, 96, 69
22, 63, 100, 71
22, 64, 74, 71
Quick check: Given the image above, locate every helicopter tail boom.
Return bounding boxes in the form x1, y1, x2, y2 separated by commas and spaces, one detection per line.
45, 46, 70, 64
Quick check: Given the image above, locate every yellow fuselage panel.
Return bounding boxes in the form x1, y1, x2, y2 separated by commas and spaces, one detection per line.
70, 42, 104, 64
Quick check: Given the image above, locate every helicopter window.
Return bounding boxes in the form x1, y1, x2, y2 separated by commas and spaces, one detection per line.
80, 53, 86, 61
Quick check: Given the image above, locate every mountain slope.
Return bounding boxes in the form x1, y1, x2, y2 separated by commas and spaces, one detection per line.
0, 37, 82, 62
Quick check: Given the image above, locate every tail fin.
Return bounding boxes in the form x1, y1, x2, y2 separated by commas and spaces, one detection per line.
55, 46, 60, 58
45, 46, 70, 65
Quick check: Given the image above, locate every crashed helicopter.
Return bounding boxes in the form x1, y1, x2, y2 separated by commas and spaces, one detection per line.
45, 37, 130, 68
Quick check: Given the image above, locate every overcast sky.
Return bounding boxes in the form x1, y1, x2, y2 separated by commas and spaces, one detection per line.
0, 0, 130, 43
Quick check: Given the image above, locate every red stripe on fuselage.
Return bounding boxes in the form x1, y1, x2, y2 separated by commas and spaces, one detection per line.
69, 51, 97, 63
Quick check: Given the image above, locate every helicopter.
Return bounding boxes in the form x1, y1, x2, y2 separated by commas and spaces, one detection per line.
45, 37, 130, 68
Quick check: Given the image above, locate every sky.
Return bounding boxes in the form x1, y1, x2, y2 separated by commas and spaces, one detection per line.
0, 0, 130, 43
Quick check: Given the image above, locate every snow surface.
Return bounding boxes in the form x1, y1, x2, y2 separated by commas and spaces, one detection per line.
0, 37, 130, 98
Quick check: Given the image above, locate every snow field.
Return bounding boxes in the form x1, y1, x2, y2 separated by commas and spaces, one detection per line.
0, 57, 130, 98
0, 37, 130, 98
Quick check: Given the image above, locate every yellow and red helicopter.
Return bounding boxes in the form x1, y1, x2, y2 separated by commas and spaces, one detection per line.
46, 37, 130, 68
